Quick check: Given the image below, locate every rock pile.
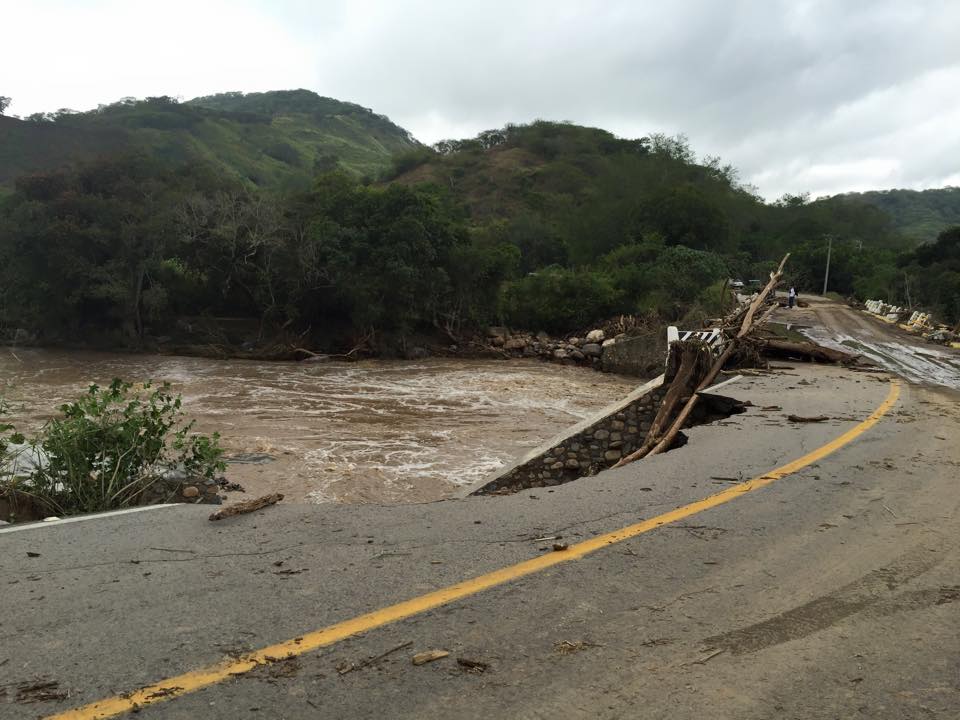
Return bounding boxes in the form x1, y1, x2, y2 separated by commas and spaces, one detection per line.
485, 326, 610, 369
138, 468, 224, 506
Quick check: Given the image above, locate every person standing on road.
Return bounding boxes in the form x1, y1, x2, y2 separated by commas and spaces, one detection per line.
788, 286, 797, 308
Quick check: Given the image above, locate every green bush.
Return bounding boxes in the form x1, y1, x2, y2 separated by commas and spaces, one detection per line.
500, 266, 620, 333
15, 380, 224, 516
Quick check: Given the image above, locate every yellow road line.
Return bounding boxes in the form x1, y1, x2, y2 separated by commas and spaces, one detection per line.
48, 380, 902, 720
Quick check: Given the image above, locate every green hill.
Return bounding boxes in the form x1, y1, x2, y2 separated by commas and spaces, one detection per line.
832, 187, 960, 244
3, 114, 957, 352
0, 90, 419, 191
389, 121, 906, 266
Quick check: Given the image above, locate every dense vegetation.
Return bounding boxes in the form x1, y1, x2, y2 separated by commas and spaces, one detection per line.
0, 90, 418, 191
1, 110, 957, 355
836, 187, 960, 244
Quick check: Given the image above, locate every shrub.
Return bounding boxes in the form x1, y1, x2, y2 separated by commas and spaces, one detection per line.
500, 266, 620, 333
13, 380, 224, 516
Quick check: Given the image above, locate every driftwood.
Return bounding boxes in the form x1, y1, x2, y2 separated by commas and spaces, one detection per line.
613, 341, 712, 468
617, 254, 790, 468
756, 338, 859, 364
208, 493, 284, 521
337, 641, 413, 674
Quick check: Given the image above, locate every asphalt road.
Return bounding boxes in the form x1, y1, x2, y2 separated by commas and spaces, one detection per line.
3, 307, 958, 719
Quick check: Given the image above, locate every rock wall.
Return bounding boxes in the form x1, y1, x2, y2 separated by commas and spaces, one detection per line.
601, 328, 667, 377
468, 376, 665, 495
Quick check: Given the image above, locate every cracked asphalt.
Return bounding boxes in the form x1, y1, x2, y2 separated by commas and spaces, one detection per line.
2, 308, 959, 719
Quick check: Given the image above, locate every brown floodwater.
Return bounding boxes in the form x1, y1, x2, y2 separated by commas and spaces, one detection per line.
0, 348, 638, 504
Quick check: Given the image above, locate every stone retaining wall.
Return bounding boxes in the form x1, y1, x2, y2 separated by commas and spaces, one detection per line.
468, 376, 666, 495
601, 330, 668, 377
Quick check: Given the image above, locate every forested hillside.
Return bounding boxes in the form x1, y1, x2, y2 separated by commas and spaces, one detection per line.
1, 112, 956, 356
0, 90, 418, 191
834, 187, 960, 244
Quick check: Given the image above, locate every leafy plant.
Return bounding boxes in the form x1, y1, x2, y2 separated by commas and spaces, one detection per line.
20, 379, 224, 515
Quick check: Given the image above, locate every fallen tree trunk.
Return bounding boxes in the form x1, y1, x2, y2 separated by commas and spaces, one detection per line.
756, 338, 859, 364
613, 340, 712, 468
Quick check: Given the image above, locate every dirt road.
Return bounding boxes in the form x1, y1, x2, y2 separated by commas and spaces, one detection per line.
2, 312, 958, 719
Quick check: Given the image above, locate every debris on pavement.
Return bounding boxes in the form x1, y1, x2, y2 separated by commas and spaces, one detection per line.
273, 567, 308, 576
208, 493, 284, 521
687, 648, 725, 665
786, 414, 830, 423
456, 658, 490, 674
552, 542, 569, 551
411, 649, 450, 666
13, 678, 68, 704
337, 641, 413, 675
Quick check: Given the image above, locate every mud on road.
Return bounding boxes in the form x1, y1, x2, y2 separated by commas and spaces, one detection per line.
774, 297, 960, 389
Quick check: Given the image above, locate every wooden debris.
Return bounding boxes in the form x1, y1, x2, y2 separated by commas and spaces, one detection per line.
617, 254, 790, 469
411, 649, 449, 666
15, 679, 67, 704
786, 414, 830, 423
208, 493, 283, 521
688, 648, 725, 665
756, 338, 860, 364
613, 339, 713, 468
337, 641, 413, 674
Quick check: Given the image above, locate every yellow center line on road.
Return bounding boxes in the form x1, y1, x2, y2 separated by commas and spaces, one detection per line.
48, 380, 902, 720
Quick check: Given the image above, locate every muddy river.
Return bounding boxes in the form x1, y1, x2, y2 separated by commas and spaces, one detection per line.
0, 349, 638, 503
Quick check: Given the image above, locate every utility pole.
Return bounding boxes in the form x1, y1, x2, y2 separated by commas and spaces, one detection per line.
822, 234, 833, 296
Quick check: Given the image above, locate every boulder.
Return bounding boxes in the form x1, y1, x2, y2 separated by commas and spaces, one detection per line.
602, 338, 617, 348
487, 326, 509, 339
490, 336, 505, 347
586, 329, 605, 343
568, 337, 582, 347
581, 343, 602, 357
503, 337, 527, 351
553, 348, 568, 360
536, 331, 551, 342
570, 350, 585, 361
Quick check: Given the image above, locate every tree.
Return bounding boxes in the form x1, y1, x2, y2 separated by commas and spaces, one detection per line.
0, 96, 10, 114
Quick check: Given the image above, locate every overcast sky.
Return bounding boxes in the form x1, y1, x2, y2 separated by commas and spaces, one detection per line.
3, 0, 959, 199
